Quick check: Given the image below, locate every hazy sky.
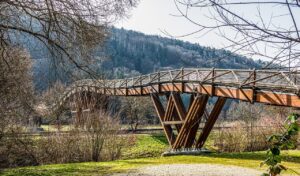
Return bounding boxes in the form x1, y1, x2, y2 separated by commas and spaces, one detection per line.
116, 0, 217, 46
116, 0, 300, 64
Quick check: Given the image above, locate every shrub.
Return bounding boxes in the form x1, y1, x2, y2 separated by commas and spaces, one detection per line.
0, 48, 36, 168
35, 111, 126, 164
214, 121, 248, 152
0, 128, 38, 168
214, 116, 283, 152
0, 111, 128, 168
261, 113, 299, 176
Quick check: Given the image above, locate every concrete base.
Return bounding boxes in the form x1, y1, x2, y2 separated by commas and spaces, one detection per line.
162, 148, 212, 156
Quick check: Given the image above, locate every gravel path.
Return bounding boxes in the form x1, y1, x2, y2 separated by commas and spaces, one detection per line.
113, 164, 262, 176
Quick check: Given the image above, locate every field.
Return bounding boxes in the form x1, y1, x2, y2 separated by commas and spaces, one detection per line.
2, 134, 300, 176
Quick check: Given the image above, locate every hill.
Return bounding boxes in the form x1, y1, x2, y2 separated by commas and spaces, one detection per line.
99, 28, 262, 78
22, 27, 263, 90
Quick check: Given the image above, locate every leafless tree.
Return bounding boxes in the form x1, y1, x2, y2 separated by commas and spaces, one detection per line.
228, 102, 264, 122
120, 97, 154, 131
0, 48, 34, 134
172, 0, 300, 70
0, 0, 138, 76
0, 47, 38, 168
0, 1, 137, 167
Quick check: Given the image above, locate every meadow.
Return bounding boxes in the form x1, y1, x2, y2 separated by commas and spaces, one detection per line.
2, 134, 300, 176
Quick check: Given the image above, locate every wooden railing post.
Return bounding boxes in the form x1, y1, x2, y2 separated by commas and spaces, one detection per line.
103, 80, 106, 95
181, 67, 184, 92
140, 76, 142, 95
113, 81, 116, 95
125, 79, 128, 96
252, 69, 256, 103
158, 71, 161, 93
253, 69, 256, 87
211, 67, 215, 96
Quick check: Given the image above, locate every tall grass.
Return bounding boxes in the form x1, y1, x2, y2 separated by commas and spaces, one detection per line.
214, 116, 284, 152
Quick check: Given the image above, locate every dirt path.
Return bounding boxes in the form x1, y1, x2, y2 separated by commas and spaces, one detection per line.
113, 164, 262, 176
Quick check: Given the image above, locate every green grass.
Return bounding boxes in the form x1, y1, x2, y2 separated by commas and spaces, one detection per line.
2, 134, 300, 176
120, 132, 221, 159
120, 125, 162, 130
41, 125, 162, 132
121, 134, 169, 159
40, 125, 72, 132
2, 150, 300, 176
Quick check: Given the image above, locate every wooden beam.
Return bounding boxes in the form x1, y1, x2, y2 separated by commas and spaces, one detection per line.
196, 97, 227, 148
69, 81, 300, 109
256, 91, 300, 108
150, 94, 175, 145
164, 93, 183, 132
183, 95, 209, 148
172, 95, 209, 149
165, 94, 175, 121
188, 94, 195, 112
75, 107, 83, 128
172, 93, 187, 120
163, 121, 184, 125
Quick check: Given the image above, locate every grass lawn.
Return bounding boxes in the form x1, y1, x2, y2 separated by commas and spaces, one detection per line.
121, 134, 169, 159
40, 125, 72, 132
40, 125, 162, 132
1, 134, 300, 176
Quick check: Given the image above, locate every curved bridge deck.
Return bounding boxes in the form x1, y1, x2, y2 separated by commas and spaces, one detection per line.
63, 68, 300, 108
59, 68, 300, 150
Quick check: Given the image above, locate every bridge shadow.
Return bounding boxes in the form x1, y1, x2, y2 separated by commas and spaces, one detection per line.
149, 134, 169, 145
146, 135, 300, 164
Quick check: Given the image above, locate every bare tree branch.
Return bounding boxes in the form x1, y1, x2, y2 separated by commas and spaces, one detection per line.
173, 0, 300, 70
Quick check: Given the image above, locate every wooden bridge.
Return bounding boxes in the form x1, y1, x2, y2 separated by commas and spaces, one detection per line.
55, 68, 300, 150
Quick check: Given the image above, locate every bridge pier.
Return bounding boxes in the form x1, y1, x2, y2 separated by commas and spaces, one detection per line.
71, 91, 109, 128
150, 93, 226, 150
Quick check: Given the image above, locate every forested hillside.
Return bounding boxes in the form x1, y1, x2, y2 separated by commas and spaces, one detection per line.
101, 28, 263, 78
25, 28, 264, 90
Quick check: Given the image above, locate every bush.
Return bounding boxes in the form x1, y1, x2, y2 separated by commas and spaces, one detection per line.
214, 121, 248, 152
214, 116, 283, 152
0, 133, 38, 168
35, 111, 127, 164
35, 130, 90, 164
0, 111, 128, 168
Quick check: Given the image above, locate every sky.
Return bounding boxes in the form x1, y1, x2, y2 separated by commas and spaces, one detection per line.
115, 0, 300, 65
116, 0, 220, 47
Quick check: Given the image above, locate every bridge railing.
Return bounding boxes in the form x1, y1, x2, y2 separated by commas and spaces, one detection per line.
69, 68, 300, 92
60, 69, 300, 101
48, 68, 300, 114
101, 68, 300, 92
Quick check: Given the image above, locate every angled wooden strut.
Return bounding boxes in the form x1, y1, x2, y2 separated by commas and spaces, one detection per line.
196, 97, 227, 148
172, 94, 209, 149
150, 93, 176, 145
151, 92, 227, 150
163, 93, 186, 133
151, 92, 211, 149
183, 94, 207, 148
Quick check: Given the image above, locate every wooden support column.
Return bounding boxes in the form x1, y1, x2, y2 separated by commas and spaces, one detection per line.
184, 94, 208, 148
170, 93, 186, 133
75, 107, 83, 128
172, 94, 209, 149
152, 93, 225, 150
196, 97, 227, 148
172, 93, 186, 120
151, 93, 175, 145
165, 94, 175, 121
164, 93, 182, 133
